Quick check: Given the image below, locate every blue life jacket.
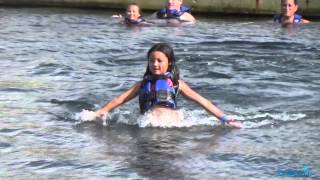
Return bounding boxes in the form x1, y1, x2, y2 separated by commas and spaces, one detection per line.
157, 6, 191, 19
124, 16, 145, 25
273, 14, 303, 23
139, 73, 178, 114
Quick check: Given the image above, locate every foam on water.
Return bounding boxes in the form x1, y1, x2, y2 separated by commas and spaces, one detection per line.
242, 112, 306, 129
74, 109, 98, 121
74, 108, 307, 129
137, 109, 216, 128
74, 109, 217, 128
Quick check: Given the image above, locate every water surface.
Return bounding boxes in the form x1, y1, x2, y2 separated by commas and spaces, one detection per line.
0, 7, 319, 179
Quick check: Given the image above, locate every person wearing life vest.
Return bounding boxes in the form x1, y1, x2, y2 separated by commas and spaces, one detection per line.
124, 3, 146, 25
91, 43, 242, 128
139, 72, 178, 114
273, 0, 310, 25
153, 0, 196, 23
112, 3, 146, 25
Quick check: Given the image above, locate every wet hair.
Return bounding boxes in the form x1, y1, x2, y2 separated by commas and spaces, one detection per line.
143, 43, 180, 85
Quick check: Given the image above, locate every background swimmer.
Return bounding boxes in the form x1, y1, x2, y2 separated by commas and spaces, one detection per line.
112, 3, 146, 25
85, 43, 242, 128
152, 0, 196, 23
274, 0, 310, 25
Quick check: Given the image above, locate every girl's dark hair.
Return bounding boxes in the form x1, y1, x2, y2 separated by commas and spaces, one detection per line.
143, 43, 180, 85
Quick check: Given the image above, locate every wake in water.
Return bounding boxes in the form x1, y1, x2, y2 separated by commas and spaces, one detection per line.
242, 112, 306, 128
74, 109, 218, 128
73, 109, 306, 129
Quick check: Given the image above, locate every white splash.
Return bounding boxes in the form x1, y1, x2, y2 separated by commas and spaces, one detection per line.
74, 109, 97, 121
74, 109, 110, 126
242, 112, 306, 129
73, 109, 306, 129
137, 109, 189, 128
127, 109, 219, 128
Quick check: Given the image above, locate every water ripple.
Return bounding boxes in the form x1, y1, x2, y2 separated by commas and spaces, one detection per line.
1, 7, 319, 179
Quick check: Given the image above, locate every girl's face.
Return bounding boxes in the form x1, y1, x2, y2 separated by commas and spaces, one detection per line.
148, 51, 170, 75
281, 0, 298, 17
126, 5, 141, 20
167, 0, 183, 10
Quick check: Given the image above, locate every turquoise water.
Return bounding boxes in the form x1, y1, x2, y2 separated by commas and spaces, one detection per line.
0, 7, 319, 179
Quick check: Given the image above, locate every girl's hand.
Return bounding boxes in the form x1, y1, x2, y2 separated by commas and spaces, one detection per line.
226, 119, 243, 129
78, 109, 108, 122
95, 109, 109, 120
111, 14, 122, 18
79, 109, 99, 121
220, 115, 243, 129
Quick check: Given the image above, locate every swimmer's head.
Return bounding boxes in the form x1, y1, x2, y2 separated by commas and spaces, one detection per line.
167, 0, 183, 11
126, 3, 141, 21
144, 43, 179, 83
147, 43, 175, 75
281, 0, 299, 18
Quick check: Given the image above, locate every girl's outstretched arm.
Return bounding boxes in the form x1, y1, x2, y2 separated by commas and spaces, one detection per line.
178, 80, 242, 128
95, 82, 142, 118
301, 19, 310, 23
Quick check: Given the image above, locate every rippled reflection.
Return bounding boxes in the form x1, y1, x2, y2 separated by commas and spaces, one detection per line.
0, 7, 319, 179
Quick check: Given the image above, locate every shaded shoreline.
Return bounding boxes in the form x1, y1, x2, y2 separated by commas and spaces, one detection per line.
0, 0, 319, 17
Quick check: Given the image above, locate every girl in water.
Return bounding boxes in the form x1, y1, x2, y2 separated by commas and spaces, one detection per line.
112, 3, 146, 25
273, 0, 310, 25
87, 43, 242, 128
154, 0, 196, 23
